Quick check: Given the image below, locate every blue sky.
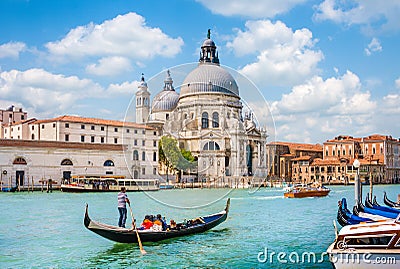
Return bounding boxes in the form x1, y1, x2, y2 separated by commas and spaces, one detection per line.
1, 0, 400, 143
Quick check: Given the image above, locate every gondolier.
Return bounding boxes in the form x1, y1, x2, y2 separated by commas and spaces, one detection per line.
118, 187, 130, 228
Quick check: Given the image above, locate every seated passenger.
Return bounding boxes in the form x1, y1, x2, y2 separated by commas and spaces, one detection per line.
169, 219, 177, 230
141, 215, 153, 230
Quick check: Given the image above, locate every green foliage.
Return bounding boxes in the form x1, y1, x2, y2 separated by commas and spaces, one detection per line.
158, 136, 197, 172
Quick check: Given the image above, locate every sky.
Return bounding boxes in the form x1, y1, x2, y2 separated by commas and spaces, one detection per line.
1, 0, 400, 144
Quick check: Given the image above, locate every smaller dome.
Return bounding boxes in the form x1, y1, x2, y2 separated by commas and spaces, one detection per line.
151, 70, 179, 112
151, 90, 179, 112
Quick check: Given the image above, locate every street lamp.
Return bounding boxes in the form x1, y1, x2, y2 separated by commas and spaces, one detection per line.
353, 159, 361, 204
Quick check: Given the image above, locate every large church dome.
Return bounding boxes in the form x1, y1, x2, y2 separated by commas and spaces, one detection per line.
180, 64, 239, 97
151, 70, 179, 112
179, 30, 239, 98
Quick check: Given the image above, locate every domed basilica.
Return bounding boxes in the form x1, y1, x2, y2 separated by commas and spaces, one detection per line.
135, 31, 268, 182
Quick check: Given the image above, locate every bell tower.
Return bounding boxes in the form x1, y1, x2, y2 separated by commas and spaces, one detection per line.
135, 74, 150, 124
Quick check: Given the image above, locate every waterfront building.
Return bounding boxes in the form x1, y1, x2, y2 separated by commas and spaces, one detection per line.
266, 142, 323, 181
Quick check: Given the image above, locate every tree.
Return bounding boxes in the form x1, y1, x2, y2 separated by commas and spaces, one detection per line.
158, 136, 197, 182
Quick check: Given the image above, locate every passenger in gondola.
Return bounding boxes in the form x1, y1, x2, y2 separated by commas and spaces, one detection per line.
140, 215, 153, 230
154, 214, 167, 231
169, 219, 177, 230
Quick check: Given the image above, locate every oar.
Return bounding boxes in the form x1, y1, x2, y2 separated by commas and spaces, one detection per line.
128, 204, 146, 255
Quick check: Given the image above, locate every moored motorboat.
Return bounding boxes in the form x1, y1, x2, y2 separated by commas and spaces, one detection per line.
84, 198, 230, 243
283, 184, 330, 198
327, 215, 400, 268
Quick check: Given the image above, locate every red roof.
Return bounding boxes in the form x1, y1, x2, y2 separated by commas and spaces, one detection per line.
32, 115, 154, 130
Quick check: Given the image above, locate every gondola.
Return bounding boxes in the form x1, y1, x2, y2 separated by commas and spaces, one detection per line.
356, 198, 399, 219
337, 198, 372, 226
84, 198, 230, 243
365, 194, 400, 215
383, 191, 400, 208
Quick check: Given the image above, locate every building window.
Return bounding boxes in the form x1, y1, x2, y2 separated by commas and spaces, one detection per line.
166, 114, 169, 120
31, 125, 34, 130
21, 115, 25, 120
13, 157, 27, 165
153, 168, 157, 175
61, 159, 73, 166
203, 141, 220, 151
142, 140, 145, 146
142, 168, 145, 175
101, 126, 105, 131
91, 125, 95, 130
142, 151, 146, 161
81, 124, 85, 129
65, 134, 69, 142
326, 150, 328, 156
114, 138, 118, 144
133, 150, 139, 160
114, 127, 118, 132
134, 140, 137, 146
104, 160, 114, 166
126, 129, 130, 133
65, 123, 69, 128
134, 129, 138, 134
42, 124, 45, 129
53, 123, 56, 128
31, 134, 35, 140
373, 147, 376, 154
153, 152, 157, 162
91, 136, 95, 143
81, 135, 85, 142
153, 140, 157, 147
153, 131, 157, 136
212, 112, 219, 128
101, 137, 104, 143
202, 112, 209, 128
142, 130, 145, 134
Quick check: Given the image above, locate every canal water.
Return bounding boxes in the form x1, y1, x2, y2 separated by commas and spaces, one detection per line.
1, 185, 400, 268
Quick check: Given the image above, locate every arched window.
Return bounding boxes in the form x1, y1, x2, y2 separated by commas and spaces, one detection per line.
142, 151, 146, 161
133, 150, 139, 161
134, 170, 139, 179
31, 134, 35, 140
104, 160, 114, 166
13, 157, 27, 165
212, 112, 219, 128
203, 141, 220, 151
202, 112, 209, 129
61, 159, 73, 166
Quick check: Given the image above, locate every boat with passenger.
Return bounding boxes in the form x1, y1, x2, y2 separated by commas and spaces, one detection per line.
283, 183, 330, 198
61, 175, 159, 192
84, 198, 230, 243
327, 213, 400, 268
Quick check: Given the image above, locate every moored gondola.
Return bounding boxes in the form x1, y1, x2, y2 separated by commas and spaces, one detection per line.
337, 198, 372, 226
365, 194, 400, 215
84, 198, 230, 243
357, 198, 399, 219
384, 191, 400, 208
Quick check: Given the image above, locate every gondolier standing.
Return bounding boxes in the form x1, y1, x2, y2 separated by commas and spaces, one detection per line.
117, 187, 130, 228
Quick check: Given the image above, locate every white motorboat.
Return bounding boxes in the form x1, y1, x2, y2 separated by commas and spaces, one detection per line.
327, 215, 400, 268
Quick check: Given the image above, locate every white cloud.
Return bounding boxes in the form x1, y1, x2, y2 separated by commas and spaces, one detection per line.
0, 68, 104, 115
364, 38, 382, 56
268, 70, 381, 142
227, 20, 323, 88
0, 42, 27, 59
314, 0, 400, 34
86, 56, 133, 76
196, 0, 307, 18
395, 78, 400, 89
46, 12, 184, 60
107, 81, 140, 96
